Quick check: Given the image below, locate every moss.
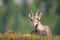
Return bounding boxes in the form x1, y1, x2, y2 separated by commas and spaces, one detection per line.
0, 32, 60, 40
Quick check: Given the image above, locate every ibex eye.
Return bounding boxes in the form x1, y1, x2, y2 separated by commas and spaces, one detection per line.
37, 18, 39, 20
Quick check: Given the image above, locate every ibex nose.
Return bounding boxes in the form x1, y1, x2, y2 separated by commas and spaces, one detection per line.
33, 23, 35, 26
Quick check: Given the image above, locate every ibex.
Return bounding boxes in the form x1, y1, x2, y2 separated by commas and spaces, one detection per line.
29, 9, 52, 36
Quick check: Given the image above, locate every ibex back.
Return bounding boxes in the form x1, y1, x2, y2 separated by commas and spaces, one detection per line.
29, 9, 52, 36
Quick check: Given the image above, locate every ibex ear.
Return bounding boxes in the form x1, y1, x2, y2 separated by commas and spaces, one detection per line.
38, 12, 42, 20
29, 13, 31, 18
35, 9, 40, 16
35, 9, 42, 20
29, 10, 33, 18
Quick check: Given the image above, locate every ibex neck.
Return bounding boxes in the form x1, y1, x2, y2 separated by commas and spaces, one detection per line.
37, 21, 45, 31
38, 21, 44, 27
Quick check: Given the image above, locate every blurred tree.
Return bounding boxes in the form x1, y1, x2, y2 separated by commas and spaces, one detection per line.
56, 0, 60, 14
12, 14, 19, 32
44, 0, 52, 15
3, 0, 9, 4
21, 0, 28, 17
0, 0, 10, 33
54, 19, 60, 35
0, 0, 3, 6
35, 0, 41, 8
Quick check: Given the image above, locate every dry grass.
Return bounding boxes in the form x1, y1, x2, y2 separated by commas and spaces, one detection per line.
0, 32, 60, 40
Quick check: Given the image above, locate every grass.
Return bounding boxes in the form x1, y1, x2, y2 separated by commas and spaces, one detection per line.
0, 31, 60, 40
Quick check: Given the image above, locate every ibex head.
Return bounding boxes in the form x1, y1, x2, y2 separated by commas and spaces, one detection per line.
29, 9, 42, 27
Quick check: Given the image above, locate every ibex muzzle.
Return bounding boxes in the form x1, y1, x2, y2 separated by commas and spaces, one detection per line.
29, 9, 52, 36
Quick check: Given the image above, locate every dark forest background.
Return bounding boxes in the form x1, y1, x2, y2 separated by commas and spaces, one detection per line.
0, 0, 60, 35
